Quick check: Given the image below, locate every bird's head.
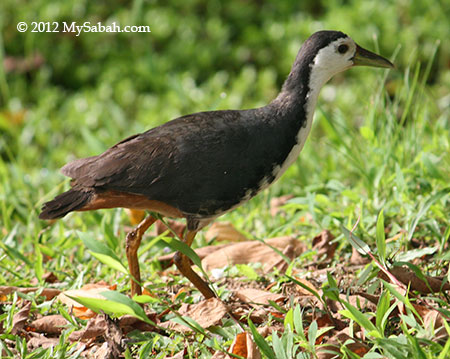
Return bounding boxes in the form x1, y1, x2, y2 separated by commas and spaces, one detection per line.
281, 31, 394, 96
299, 30, 394, 86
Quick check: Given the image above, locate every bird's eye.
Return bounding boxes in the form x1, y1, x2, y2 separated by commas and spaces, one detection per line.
337, 44, 348, 54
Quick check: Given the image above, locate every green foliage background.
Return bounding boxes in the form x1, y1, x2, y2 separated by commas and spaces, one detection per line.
1, 0, 448, 164
1, 0, 449, 279
1, 0, 449, 275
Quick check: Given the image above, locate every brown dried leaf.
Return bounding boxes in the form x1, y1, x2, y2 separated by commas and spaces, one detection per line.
119, 313, 157, 333
169, 297, 228, 332
389, 266, 450, 294
69, 315, 108, 341
90, 342, 109, 359
312, 230, 337, 263
27, 334, 59, 350
166, 349, 187, 359
73, 306, 97, 320
234, 288, 285, 306
256, 326, 274, 337
249, 308, 272, 324
0, 286, 61, 300
30, 272, 59, 286
211, 352, 228, 359
317, 331, 369, 359
158, 243, 231, 264
202, 236, 305, 271
205, 222, 248, 242
303, 313, 335, 346
326, 293, 377, 315
346, 295, 377, 312
354, 292, 380, 306
423, 309, 448, 343
11, 301, 31, 335
58, 282, 115, 319
264, 244, 295, 274
230, 332, 262, 359
29, 314, 69, 334
350, 247, 369, 265
293, 277, 320, 296
270, 195, 294, 217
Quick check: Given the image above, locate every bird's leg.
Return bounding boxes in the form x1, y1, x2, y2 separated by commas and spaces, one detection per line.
173, 229, 216, 299
126, 215, 157, 297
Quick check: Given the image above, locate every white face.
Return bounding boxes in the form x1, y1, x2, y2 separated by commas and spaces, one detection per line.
311, 37, 357, 85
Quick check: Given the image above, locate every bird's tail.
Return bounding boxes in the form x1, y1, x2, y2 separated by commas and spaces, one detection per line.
39, 188, 94, 220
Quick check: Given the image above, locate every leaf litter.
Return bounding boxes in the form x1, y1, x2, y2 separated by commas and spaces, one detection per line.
1, 219, 449, 358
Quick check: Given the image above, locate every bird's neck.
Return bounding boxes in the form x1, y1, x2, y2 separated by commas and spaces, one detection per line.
271, 53, 332, 129
264, 56, 331, 182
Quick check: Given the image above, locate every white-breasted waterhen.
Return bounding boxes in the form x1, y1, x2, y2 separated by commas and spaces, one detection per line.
39, 30, 393, 299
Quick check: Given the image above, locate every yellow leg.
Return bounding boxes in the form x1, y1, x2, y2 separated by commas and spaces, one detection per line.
126, 215, 157, 296
173, 230, 216, 299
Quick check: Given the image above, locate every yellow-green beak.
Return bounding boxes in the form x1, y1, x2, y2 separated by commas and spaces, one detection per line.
352, 44, 394, 68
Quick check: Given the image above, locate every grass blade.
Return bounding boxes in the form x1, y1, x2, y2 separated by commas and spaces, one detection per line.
248, 319, 276, 359
376, 209, 386, 264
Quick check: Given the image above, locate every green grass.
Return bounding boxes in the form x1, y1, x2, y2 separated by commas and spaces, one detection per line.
1, 0, 450, 358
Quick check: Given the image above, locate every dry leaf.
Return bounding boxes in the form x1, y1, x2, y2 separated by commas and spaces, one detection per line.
211, 352, 228, 359
91, 342, 109, 359
389, 266, 450, 294
234, 288, 285, 306
119, 314, 157, 333
29, 314, 69, 334
326, 293, 377, 314
312, 230, 337, 263
350, 247, 369, 265
256, 326, 273, 337
354, 292, 380, 306
69, 315, 108, 341
293, 277, 319, 296
11, 301, 31, 335
0, 286, 61, 301
169, 297, 228, 332
202, 236, 304, 271
317, 331, 369, 359
27, 334, 60, 350
264, 244, 296, 274
166, 349, 187, 359
58, 283, 115, 319
229, 332, 262, 359
158, 243, 231, 264
30, 272, 59, 286
423, 309, 448, 343
205, 222, 248, 242
310, 314, 335, 344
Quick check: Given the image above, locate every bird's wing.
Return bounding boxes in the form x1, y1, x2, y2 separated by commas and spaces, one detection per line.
60, 109, 292, 215
61, 124, 178, 190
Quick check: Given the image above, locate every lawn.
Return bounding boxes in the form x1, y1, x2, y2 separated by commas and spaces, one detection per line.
0, 0, 449, 358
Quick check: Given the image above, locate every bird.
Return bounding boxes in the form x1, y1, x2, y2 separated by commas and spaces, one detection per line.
39, 30, 393, 299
